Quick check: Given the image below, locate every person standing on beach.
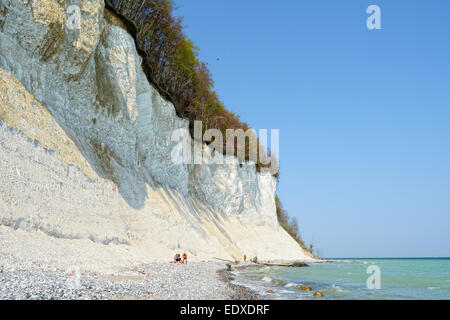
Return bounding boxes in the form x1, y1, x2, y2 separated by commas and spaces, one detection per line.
244, 255, 247, 262
182, 252, 188, 264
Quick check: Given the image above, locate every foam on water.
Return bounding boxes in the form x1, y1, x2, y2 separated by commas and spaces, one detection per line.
284, 282, 297, 288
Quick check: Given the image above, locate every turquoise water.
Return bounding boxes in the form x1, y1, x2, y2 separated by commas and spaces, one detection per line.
232, 258, 450, 300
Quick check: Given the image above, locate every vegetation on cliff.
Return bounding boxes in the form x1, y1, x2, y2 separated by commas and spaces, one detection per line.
276, 196, 313, 255
105, 0, 274, 173
105, 0, 308, 252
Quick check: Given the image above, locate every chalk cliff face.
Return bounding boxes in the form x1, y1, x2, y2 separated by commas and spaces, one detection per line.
0, 0, 313, 270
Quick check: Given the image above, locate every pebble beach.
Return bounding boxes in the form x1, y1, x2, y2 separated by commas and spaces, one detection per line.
0, 261, 259, 300
0, 227, 260, 300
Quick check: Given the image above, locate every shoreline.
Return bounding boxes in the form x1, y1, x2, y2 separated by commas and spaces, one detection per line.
219, 260, 329, 300
2, 256, 449, 300
217, 263, 263, 300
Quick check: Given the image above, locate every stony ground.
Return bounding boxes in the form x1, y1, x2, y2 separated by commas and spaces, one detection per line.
0, 226, 260, 300
0, 261, 259, 300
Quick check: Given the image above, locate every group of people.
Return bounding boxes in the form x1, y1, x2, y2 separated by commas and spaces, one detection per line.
173, 253, 188, 264
173, 253, 254, 265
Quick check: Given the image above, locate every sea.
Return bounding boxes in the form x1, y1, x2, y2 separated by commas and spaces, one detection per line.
231, 258, 450, 300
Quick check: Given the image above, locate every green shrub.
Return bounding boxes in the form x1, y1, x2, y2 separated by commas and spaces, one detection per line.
275, 196, 313, 255
105, 0, 277, 175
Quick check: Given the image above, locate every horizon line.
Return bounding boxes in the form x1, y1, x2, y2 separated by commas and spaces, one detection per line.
324, 256, 450, 259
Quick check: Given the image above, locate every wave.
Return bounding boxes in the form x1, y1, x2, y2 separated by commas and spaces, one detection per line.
330, 284, 351, 293
285, 282, 297, 288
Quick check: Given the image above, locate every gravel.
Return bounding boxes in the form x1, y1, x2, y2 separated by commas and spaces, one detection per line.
0, 261, 260, 300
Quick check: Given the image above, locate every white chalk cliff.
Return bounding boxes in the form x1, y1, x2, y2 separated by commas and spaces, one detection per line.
0, 0, 313, 271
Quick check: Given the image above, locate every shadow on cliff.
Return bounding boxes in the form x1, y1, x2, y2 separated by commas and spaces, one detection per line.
53, 122, 147, 209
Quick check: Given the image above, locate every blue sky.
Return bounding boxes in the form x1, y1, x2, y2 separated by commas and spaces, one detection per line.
175, 0, 450, 258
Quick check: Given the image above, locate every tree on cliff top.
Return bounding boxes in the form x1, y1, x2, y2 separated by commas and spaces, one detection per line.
105, 0, 276, 175
276, 196, 313, 255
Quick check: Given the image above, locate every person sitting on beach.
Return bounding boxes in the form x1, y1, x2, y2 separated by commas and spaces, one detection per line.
227, 264, 232, 271
182, 252, 188, 264
174, 253, 182, 263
